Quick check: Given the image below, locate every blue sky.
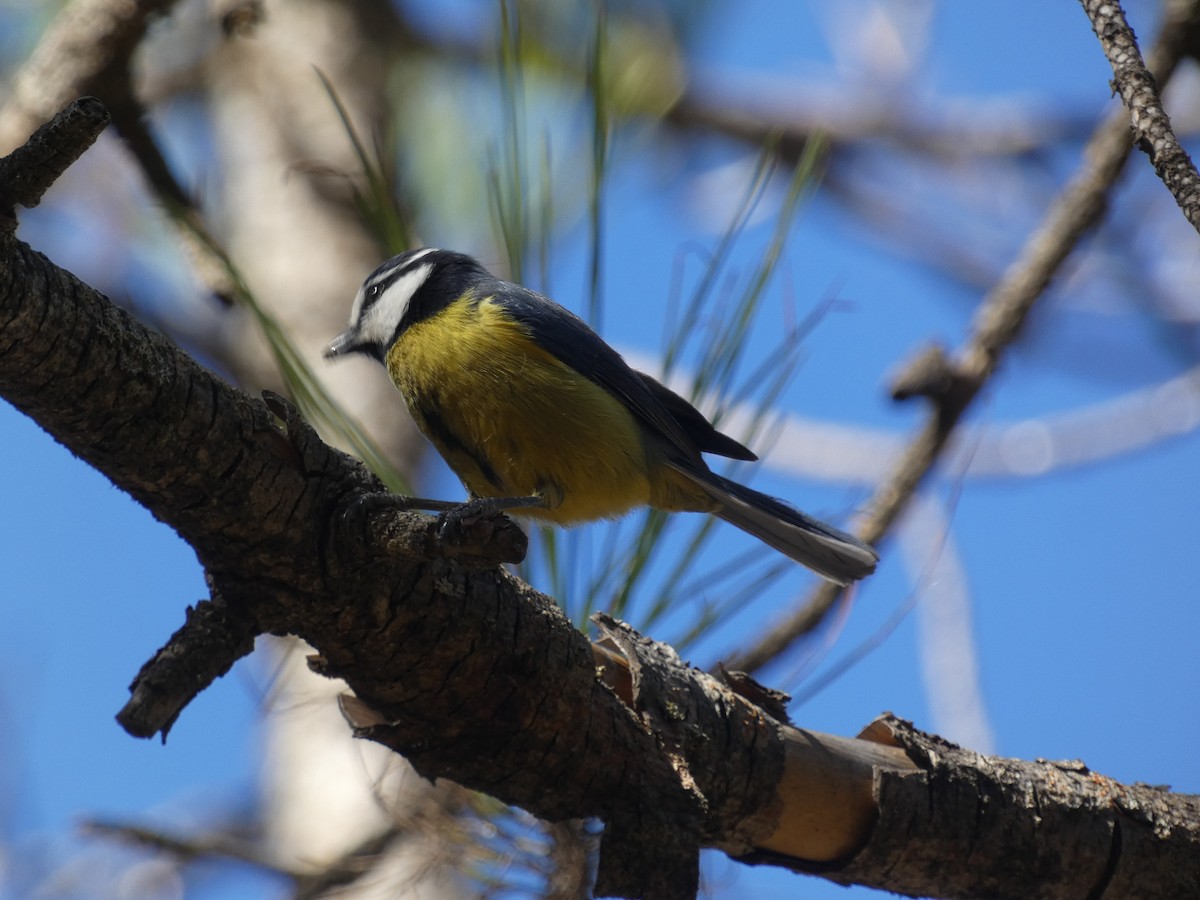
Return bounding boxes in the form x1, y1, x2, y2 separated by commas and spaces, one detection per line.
1, 1, 1196, 897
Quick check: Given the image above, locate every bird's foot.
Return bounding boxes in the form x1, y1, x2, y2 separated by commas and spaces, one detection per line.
436, 498, 506, 542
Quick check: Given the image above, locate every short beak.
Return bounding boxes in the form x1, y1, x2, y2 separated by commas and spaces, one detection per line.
324, 328, 361, 360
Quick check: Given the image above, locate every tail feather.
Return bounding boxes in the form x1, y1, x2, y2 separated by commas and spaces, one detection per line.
686, 469, 878, 585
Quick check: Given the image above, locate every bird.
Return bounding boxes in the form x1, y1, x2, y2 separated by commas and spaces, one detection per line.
324, 248, 878, 585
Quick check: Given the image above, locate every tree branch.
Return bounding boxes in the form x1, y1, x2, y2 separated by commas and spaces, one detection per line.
745, 716, 1200, 899
4, 102, 1199, 899
0, 0, 240, 305
726, 0, 1200, 674
0, 0, 181, 152
1081, 0, 1200, 235
0, 114, 714, 892
0, 96, 110, 215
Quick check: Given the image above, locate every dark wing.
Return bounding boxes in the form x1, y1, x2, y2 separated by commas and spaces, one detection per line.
492, 284, 747, 465
633, 371, 756, 461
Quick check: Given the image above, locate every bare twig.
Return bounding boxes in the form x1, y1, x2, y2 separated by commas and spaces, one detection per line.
1081, 0, 1200, 234
0, 97, 109, 219
726, 0, 1200, 675
118, 586, 258, 741
85, 815, 411, 896
83, 817, 307, 878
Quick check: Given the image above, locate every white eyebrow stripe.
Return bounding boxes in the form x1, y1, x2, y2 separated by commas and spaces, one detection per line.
370, 247, 438, 289
349, 248, 441, 329
403, 247, 437, 266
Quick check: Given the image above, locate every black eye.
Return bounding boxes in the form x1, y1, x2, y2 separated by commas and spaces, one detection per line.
369, 284, 381, 297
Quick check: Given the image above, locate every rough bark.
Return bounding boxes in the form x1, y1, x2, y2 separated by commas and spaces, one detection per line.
1081, 0, 1200, 235
750, 717, 1200, 900
3, 104, 1199, 900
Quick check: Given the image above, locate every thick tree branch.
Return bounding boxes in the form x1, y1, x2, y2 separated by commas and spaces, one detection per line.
0, 111, 742, 893
746, 716, 1200, 899
726, 0, 1200, 674
0, 221, 669, 893
4, 104, 1199, 898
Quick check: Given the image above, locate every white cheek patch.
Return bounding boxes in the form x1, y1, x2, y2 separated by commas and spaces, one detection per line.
360, 261, 434, 346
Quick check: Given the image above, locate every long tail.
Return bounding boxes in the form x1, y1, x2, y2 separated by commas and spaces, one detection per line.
686, 469, 878, 585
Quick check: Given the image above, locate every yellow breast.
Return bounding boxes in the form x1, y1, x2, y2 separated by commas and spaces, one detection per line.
385, 296, 656, 524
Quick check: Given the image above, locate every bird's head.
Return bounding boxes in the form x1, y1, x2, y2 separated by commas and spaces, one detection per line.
325, 248, 489, 362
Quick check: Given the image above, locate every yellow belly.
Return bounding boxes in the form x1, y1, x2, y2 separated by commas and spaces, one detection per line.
385, 297, 659, 524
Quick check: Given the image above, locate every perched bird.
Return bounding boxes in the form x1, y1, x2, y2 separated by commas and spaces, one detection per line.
325, 248, 878, 584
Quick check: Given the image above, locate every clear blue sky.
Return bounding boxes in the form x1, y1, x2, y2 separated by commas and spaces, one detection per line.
1, 1, 1195, 897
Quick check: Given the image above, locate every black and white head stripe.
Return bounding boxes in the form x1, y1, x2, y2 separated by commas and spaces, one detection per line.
332, 248, 498, 358
344, 247, 438, 348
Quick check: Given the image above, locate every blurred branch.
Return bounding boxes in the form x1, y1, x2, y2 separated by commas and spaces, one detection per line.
4, 99, 1200, 899
1082, 0, 1200, 235
290, 827, 406, 900
83, 817, 308, 879
84, 816, 415, 897
383, 6, 1087, 168
199, 0, 429, 474
664, 88, 1093, 164
726, 0, 1200, 675
0, 0, 179, 151
0, 0, 235, 301
101, 68, 238, 304
2, 0, 427, 498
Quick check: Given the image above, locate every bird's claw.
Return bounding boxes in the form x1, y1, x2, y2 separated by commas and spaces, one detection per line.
436, 499, 493, 543
434, 501, 528, 564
